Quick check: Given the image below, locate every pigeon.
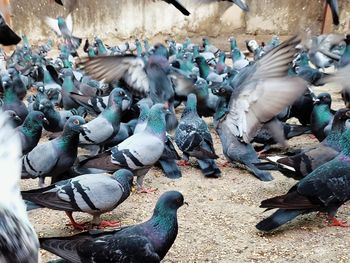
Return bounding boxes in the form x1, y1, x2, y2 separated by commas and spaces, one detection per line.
0, 111, 39, 263
17, 111, 48, 155
256, 123, 350, 232
22, 169, 133, 230
78, 104, 169, 192
161, 0, 190, 16
0, 12, 21, 46
1, 76, 28, 123
79, 88, 130, 148
21, 116, 87, 186
45, 14, 82, 52
175, 93, 221, 178
39, 191, 186, 263
79, 43, 178, 130
157, 136, 182, 179
257, 108, 350, 180
310, 92, 335, 141
37, 98, 83, 132
214, 36, 307, 181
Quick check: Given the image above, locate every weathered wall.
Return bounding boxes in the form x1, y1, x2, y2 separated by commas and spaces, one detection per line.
9, 0, 350, 42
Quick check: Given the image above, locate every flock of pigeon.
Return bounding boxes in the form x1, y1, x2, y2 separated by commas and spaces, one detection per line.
0, 0, 349, 262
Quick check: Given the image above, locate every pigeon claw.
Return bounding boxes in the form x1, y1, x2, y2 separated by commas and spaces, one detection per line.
96, 220, 121, 229
66, 221, 89, 230
137, 187, 158, 194
327, 216, 349, 227
177, 160, 191, 166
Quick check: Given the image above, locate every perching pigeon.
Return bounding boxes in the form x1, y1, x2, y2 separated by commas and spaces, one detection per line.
78, 104, 169, 192
0, 111, 39, 263
39, 191, 186, 263
175, 93, 221, 178
256, 123, 350, 232
17, 111, 48, 155
23, 169, 133, 230
21, 116, 87, 186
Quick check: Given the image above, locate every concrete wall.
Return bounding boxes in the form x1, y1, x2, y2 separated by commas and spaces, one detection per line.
9, 0, 350, 42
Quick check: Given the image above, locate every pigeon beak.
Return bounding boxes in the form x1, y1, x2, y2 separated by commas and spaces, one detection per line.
183, 201, 189, 206
14, 115, 22, 122
39, 104, 44, 110
43, 117, 49, 125
313, 98, 320, 105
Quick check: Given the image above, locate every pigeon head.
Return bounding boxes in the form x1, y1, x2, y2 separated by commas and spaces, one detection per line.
63, 116, 86, 134
108, 88, 131, 111
38, 98, 54, 112
211, 85, 233, 98
153, 191, 186, 217
24, 111, 49, 128
314, 93, 332, 106
152, 43, 169, 59
331, 109, 350, 133
194, 78, 209, 99
5, 110, 21, 125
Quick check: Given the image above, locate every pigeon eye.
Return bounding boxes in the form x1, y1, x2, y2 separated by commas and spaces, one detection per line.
73, 119, 80, 125
346, 111, 350, 117
220, 88, 225, 93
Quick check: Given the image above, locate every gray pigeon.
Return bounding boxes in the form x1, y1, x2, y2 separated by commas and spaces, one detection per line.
175, 93, 221, 178
21, 116, 87, 186
215, 36, 307, 181
23, 169, 133, 230
0, 111, 39, 263
79, 88, 130, 148
78, 104, 169, 192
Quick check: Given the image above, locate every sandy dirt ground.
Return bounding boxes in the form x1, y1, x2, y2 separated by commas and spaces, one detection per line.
20, 37, 350, 263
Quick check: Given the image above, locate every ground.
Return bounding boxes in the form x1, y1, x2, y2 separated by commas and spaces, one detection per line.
20, 37, 350, 263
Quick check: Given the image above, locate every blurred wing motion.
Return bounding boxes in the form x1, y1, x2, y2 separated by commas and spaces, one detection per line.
225, 35, 307, 143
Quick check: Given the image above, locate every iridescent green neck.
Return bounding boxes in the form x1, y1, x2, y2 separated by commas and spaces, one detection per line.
313, 105, 332, 127
146, 111, 166, 136
198, 59, 210, 79
97, 41, 107, 55
58, 128, 80, 151
4, 88, 17, 103
43, 69, 54, 84
341, 129, 350, 155
21, 119, 42, 136
102, 107, 121, 125
230, 39, 237, 51
63, 76, 74, 92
